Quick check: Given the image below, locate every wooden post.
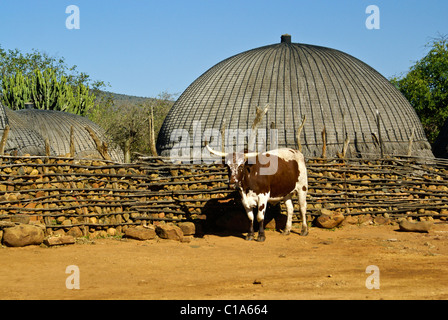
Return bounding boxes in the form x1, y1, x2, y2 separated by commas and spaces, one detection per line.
0, 125, 10, 155
148, 106, 158, 156
342, 137, 350, 158
248, 104, 269, 152
45, 138, 51, 157
270, 121, 277, 150
337, 136, 350, 159
69, 126, 75, 157
376, 109, 384, 158
296, 114, 306, 152
85, 126, 112, 161
123, 139, 131, 163
321, 126, 327, 158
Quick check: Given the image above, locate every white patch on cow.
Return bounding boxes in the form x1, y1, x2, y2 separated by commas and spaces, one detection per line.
260, 148, 298, 162
284, 197, 294, 233
257, 192, 270, 222
246, 209, 254, 223
240, 189, 258, 210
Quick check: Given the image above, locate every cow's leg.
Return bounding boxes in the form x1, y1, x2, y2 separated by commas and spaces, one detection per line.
256, 195, 269, 242
283, 196, 294, 235
298, 188, 308, 236
245, 209, 255, 241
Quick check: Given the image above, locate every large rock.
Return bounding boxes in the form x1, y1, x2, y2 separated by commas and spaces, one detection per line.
314, 210, 344, 229
66, 226, 84, 238
125, 226, 156, 240
374, 215, 392, 225
43, 235, 75, 246
399, 220, 433, 233
178, 222, 196, 236
3, 224, 44, 247
156, 224, 183, 241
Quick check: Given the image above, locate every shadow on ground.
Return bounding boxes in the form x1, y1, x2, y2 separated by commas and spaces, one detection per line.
196, 191, 287, 239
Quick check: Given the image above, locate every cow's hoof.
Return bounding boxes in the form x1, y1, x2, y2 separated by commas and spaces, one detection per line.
245, 234, 255, 241
300, 229, 309, 236
281, 230, 290, 236
257, 235, 266, 242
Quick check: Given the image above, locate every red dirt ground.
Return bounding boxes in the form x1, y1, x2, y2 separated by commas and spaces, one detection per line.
1, 224, 447, 300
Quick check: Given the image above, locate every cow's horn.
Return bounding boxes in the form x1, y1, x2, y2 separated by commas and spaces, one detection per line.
205, 142, 228, 157
243, 151, 259, 160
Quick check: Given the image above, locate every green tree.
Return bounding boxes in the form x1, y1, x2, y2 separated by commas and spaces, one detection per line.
69, 82, 95, 116
1, 68, 95, 116
0, 45, 107, 116
90, 92, 174, 162
390, 35, 448, 143
1, 71, 31, 109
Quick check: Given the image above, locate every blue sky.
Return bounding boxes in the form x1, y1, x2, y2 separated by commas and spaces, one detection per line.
0, 0, 447, 98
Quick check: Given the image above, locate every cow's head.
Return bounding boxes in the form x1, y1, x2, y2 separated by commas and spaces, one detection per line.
205, 143, 257, 189
225, 152, 246, 189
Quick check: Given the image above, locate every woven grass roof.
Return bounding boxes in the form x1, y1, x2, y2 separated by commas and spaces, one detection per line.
0, 103, 124, 162
16, 109, 124, 162
157, 35, 433, 159
4, 107, 48, 156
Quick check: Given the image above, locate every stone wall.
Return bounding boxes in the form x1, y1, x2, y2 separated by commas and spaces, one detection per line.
0, 155, 447, 246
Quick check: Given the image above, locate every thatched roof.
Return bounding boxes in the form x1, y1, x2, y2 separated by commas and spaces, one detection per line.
3, 107, 49, 156
0, 103, 124, 162
157, 35, 433, 159
16, 109, 124, 162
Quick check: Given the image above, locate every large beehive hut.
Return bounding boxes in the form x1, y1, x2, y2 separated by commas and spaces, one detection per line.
157, 34, 433, 159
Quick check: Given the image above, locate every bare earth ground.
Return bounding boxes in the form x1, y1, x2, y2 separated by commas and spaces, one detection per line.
1, 224, 447, 300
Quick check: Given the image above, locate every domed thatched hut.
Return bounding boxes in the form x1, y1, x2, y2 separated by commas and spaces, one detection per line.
157, 35, 433, 159
0, 102, 124, 162
16, 109, 124, 161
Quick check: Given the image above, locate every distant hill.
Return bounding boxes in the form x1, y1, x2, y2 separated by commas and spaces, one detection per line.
98, 91, 158, 106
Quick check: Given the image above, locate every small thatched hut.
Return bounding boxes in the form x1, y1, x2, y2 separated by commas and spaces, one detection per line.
0, 102, 124, 162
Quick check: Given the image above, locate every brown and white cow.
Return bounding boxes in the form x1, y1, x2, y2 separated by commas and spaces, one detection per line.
206, 144, 308, 241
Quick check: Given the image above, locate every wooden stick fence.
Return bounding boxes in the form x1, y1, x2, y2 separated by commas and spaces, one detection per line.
0, 154, 446, 237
